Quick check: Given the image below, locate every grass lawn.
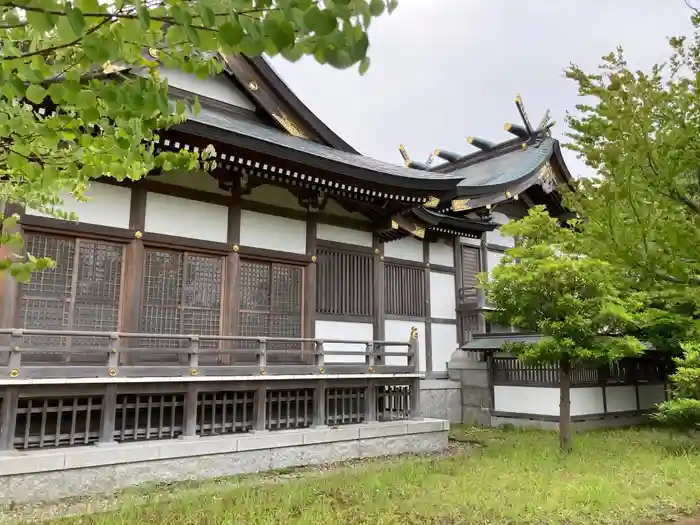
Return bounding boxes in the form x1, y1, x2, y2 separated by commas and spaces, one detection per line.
14, 426, 700, 525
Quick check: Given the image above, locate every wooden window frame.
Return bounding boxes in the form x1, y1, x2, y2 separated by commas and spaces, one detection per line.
315, 242, 374, 321
237, 256, 306, 341
18, 229, 127, 346
138, 246, 227, 345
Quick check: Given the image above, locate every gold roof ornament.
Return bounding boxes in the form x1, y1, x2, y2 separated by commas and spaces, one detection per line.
273, 111, 309, 139
424, 196, 440, 208
451, 198, 471, 212
412, 226, 425, 239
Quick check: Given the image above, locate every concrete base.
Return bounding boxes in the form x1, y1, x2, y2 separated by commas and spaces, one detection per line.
419, 379, 461, 423
0, 419, 449, 505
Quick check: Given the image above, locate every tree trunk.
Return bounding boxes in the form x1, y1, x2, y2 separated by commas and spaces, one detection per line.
559, 356, 572, 453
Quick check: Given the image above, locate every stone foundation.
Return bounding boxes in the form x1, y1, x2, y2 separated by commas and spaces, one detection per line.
0, 419, 449, 505
419, 379, 461, 423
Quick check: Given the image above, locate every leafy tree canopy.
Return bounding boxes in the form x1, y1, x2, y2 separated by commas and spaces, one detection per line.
0, 0, 397, 281
564, 10, 700, 290
484, 206, 645, 366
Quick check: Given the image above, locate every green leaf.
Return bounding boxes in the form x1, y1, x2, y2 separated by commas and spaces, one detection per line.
359, 56, 370, 75
65, 4, 86, 37
77, 90, 97, 109
26, 10, 56, 33
304, 7, 337, 36
199, 5, 216, 28
136, 4, 151, 30
219, 21, 244, 49
369, 0, 385, 16
25, 85, 48, 104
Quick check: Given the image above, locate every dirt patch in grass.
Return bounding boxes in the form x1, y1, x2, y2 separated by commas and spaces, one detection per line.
5, 427, 700, 525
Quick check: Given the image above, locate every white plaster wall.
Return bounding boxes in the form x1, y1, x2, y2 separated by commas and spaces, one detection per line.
460, 236, 481, 247
431, 323, 458, 373
605, 385, 638, 413
430, 272, 456, 320
317, 224, 372, 247
26, 183, 131, 230
242, 185, 305, 211
486, 250, 504, 280
486, 212, 515, 248
494, 386, 559, 416
145, 192, 228, 243
152, 170, 229, 195
384, 320, 425, 370
315, 320, 372, 364
239, 210, 306, 254
159, 68, 256, 111
638, 384, 666, 410
429, 241, 454, 267
571, 387, 605, 416
384, 237, 423, 262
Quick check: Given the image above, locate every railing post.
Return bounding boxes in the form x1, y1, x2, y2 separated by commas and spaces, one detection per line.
257, 337, 267, 373
8, 329, 22, 377
365, 342, 375, 371
408, 327, 421, 419
314, 340, 324, 371
98, 384, 118, 445
0, 386, 19, 452
107, 333, 119, 378
188, 335, 199, 374
313, 379, 327, 428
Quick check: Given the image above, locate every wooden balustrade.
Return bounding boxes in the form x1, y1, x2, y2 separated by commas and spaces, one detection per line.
0, 329, 421, 381
0, 329, 423, 453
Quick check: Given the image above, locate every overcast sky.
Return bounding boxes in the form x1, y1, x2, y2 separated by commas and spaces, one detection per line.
270, 0, 694, 179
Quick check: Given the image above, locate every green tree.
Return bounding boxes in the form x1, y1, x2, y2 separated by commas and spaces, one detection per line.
0, 0, 396, 281
654, 341, 700, 431
481, 207, 645, 452
564, 10, 700, 290
563, 6, 700, 433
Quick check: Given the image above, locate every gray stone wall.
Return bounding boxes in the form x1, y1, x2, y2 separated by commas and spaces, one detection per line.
419, 379, 462, 423
447, 349, 492, 426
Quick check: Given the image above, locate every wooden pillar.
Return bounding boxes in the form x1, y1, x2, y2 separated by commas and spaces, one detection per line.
304, 215, 317, 363
121, 186, 146, 362
453, 236, 463, 345
477, 233, 488, 333
312, 379, 326, 427
372, 234, 385, 342
0, 387, 18, 452
423, 240, 432, 375
225, 196, 241, 362
182, 383, 199, 438
98, 384, 118, 444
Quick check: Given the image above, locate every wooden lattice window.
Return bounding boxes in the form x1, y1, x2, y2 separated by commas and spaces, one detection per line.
316, 246, 373, 317
384, 263, 425, 317
238, 260, 302, 357
20, 233, 124, 349
461, 245, 481, 304
140, 250, 223, 348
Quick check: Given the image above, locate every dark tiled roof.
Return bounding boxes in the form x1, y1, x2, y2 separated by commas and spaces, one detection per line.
189, 107, 554, 192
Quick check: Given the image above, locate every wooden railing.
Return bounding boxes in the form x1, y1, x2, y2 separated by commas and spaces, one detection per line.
0, 329, 423, 452
0, 329, 420, 381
